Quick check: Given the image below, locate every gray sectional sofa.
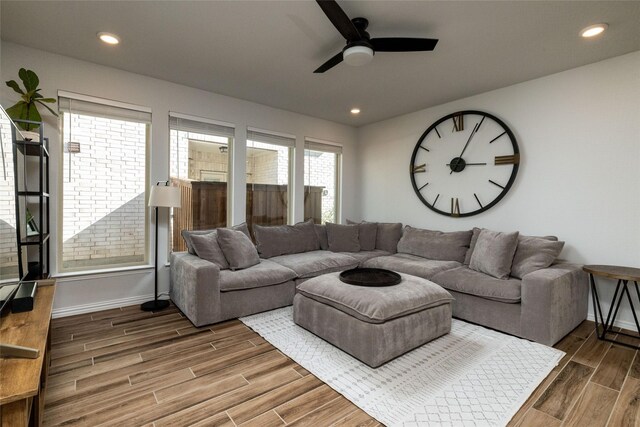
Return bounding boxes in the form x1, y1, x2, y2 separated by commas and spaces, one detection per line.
170, 220, 588, 346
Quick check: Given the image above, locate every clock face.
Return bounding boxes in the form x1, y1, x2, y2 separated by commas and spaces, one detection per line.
410, 110, 520, 217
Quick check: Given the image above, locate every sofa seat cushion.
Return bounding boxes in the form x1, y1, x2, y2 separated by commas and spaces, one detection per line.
362, 253, 461, 280
338, 250, 391, 266
219, 259, 297, 292
270, 250, 359, 278
296, 272, 453, 324
431, 266, 522, 303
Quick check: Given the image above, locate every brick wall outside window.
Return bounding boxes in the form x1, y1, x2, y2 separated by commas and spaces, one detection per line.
61, 113, 147, 269
0, 119, 18, 278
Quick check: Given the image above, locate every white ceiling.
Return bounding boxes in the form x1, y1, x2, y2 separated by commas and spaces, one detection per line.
1, 1, 639, 126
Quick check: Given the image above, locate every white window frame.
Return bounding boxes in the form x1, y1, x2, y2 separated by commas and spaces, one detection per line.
247, 127, 296, 225
169, 112, 235, 252
304, 137, 343, 224
57, 92, 151, 274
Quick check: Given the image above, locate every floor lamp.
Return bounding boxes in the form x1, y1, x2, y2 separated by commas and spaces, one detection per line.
141, 181, 181, 312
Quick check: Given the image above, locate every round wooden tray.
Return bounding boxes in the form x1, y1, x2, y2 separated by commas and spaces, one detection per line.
339, 268, 402, 287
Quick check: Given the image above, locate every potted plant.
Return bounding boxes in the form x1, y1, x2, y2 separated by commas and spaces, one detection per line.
5, 68, 58, 139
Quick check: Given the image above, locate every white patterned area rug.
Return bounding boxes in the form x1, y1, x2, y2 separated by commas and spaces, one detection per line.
240, 307, 564, 427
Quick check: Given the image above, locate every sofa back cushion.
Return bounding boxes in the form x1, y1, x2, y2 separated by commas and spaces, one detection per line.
253, 219, 319, 258
375, 222, 403, 253
397, 226, 473, 263
189, 231, 230, 269
511, 236, 564, 279
216, 228, 260, 270
315, 224, 329, 250
346, 219, 378, 251
326, 223, 360, 252
469, 229, 519, 279
182, 223, 251, 254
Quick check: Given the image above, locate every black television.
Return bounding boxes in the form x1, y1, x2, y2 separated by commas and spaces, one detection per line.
0, 104, 28, 286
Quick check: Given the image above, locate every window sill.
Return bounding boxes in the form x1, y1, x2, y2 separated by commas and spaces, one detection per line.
54, 264, 155, 280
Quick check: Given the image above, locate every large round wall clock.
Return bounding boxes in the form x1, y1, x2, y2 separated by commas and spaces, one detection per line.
410, 110, 520, 217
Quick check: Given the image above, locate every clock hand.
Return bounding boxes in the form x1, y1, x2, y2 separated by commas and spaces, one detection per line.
458, 122, 479, 158
450, 120, 482, 174
446, 162, 486, 166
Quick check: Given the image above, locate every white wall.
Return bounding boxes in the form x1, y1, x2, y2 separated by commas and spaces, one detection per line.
0, 41, 358, 316
357, 51, 640, 328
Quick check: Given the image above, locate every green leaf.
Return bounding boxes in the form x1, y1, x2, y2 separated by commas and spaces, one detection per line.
25, 103, 42, 131
32, 92, 43, 99
37, 97, 56, 103
36, 100, 59, 116
5, 102, 27, 122
18, 68, 39, 92
5, 80, 24, 95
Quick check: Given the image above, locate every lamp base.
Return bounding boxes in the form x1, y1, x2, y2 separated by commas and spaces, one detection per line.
140, 299, 170, 312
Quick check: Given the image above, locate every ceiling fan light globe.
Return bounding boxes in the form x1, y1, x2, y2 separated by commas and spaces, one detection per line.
343, 46, 374, 66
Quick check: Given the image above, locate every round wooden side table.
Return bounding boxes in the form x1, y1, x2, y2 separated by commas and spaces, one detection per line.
583, 264, 640, 350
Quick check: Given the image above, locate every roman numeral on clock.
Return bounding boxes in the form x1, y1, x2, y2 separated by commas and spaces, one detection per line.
412, 163, 426, 173
452, 114, 464, 132
451, 197, 460, 216
419, 146, 430, 152
495, 154, 520, 165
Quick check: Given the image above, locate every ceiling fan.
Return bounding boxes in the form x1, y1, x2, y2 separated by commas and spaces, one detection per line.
314, 0, 439, 73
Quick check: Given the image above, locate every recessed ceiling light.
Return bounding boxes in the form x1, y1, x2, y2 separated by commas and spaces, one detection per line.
98, 32, 120, 45
350, 108, 361, 115
580, 24, 608, 38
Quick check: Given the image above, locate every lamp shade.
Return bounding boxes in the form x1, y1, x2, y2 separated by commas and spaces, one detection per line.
149, 185, 181, 208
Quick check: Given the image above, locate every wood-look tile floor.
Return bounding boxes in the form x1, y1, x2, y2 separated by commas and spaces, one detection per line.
44, 304, 639, 427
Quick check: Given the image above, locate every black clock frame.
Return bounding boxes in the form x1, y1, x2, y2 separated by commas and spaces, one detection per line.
410, 110, 520, 217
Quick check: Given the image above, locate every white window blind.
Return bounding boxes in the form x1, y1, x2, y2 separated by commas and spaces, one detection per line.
169, 116, 234, 138
247, 129, 295, 148
59, 97, 151, 124
305, 139, 343, 154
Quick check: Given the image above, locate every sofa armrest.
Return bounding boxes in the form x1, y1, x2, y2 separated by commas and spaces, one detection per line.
520, 263, 589, 345
170, 252, 221, 327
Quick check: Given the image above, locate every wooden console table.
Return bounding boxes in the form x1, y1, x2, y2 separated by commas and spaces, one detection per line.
0, 280, 55, 427
584, 265, 640, 350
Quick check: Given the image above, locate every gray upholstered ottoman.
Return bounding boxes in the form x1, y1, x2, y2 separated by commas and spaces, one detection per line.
293, 271, 454, 367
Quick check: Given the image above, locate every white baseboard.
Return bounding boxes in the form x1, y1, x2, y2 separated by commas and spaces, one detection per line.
52, 293, 160, 318
586, 313, 638, 332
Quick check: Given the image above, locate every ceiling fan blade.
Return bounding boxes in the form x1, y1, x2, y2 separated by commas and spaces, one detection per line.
316, 0, 361, 42
314, 51, 344, 73
371, 38, 439, 52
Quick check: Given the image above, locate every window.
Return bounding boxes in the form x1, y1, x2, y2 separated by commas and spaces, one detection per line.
304, 139, 342, 224
0, 112, 21, 282
169, 114, 234, 252
59, 95, 151, 272
246, 129, 294, 230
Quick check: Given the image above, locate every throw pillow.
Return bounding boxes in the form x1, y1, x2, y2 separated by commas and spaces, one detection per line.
463, 227, 482, 265
315, 224, 329, 250
216, 228, 260, 271
511, 236, 565, 279
253, 219, 319, 258
465, 228, 558, 266
469, 229, 520, 279
189, 231, 230, 269
374, 222, 403, 253
398, 226, 473, 263
181, 222, 252, 254
347, 219, 378, 251
326, 223, 360, 252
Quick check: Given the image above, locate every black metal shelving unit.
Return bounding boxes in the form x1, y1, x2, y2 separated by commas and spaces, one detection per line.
12, 119, 50, 280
